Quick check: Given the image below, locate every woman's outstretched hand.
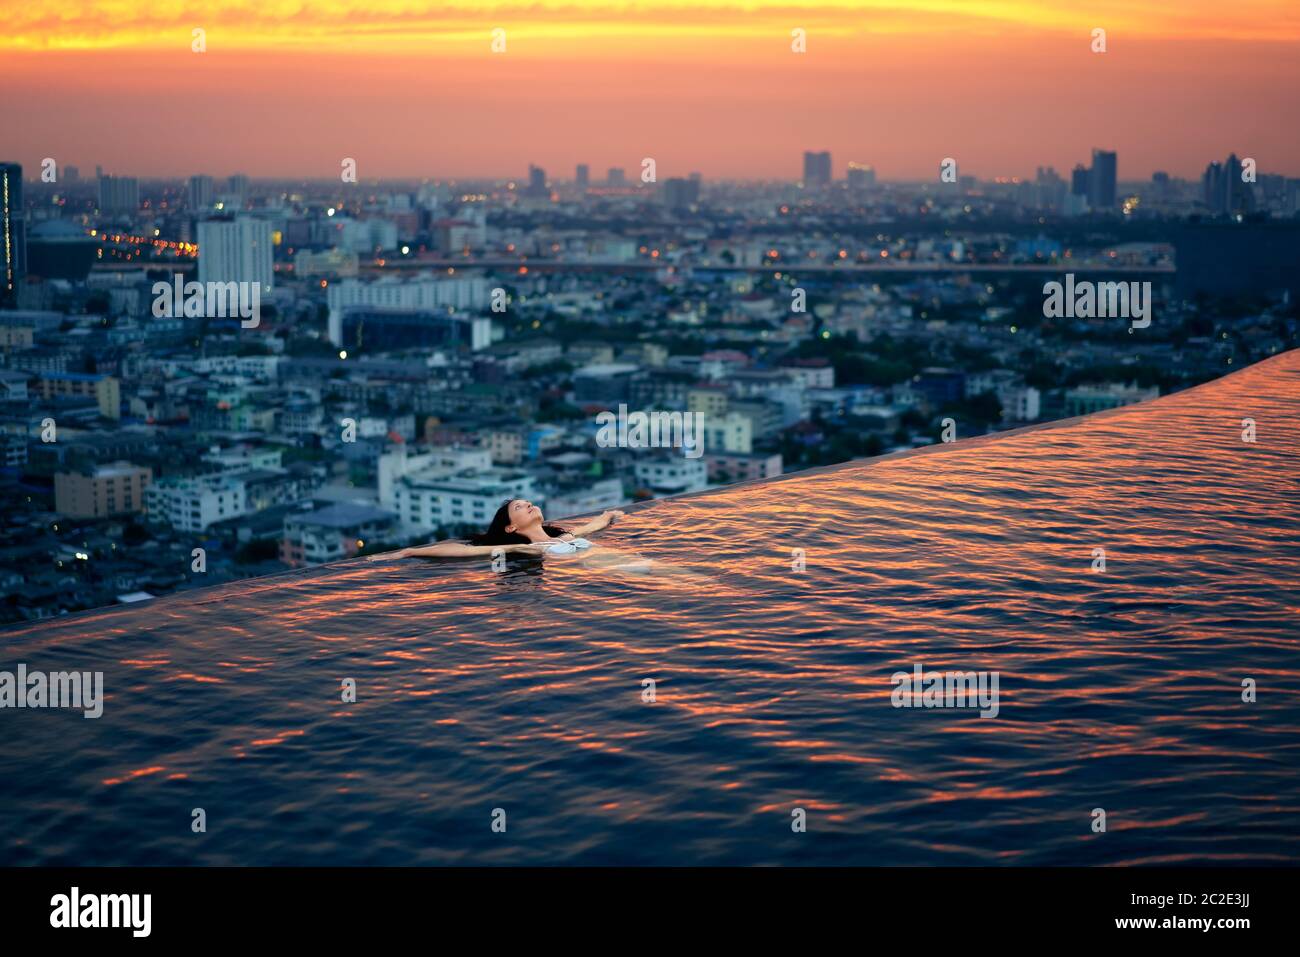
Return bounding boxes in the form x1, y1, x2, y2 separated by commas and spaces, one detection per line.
567, 509, 627, 537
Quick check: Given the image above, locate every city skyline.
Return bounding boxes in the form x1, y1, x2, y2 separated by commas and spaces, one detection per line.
4, 3, 1300, 180
6, 150, 1297, 189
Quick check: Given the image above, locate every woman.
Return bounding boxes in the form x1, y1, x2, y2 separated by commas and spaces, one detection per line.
382, 500, 626, 560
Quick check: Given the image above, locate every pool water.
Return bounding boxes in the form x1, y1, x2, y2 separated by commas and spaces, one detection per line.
3, 351, 1299, 865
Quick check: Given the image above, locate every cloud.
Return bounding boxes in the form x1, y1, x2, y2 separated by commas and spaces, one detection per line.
6, 1, 1300, 50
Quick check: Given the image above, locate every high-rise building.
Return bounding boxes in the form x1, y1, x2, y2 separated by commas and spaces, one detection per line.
227, 173, 250, 207
526, 164, 547, 198
846, 163, 876, 190
1150, 171, 1171, 203
55, 462, 152, 518
803, 151, 832, 187
607, 168, 626, 187
1201, 154, 1254, 217
1063, 164, 1091, 216
1088, 149, 1117, 210
0, 162, 25, 307
1070, 164, 1090, 197
1034, 166, 1066, 212
64, 165, 80, 184
1202, 160, 1224, 212
98, 173, 139, 212
189, 174, 216, 210
575, 164, 590, 189
662, 177, 701, 209
197, 217, 274, 291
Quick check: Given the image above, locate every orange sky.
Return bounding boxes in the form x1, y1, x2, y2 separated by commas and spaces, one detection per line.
3, 2, 1298, 180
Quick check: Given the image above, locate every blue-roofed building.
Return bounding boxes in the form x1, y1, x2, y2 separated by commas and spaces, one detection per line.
33, 371, 121, 419
281, 502, 397, 566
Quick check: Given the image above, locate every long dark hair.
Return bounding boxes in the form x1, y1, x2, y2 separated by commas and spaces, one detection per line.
466, 500, 567, 546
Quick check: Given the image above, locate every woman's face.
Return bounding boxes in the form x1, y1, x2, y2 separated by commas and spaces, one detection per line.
505, 499, 544, 533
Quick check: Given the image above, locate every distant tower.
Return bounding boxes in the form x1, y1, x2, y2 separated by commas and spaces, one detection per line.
846, 163, 876, 190
1203, 154, 1254, 216
1, 162, 26, 306
803, 151, 832, 187
1088, 149, 1117, 210
189, 174, 215, 210
575, 164, 590, 189
98, 173, 140, 213
527, 164, 547, 198
227, 173, 250, 208
1225, 153, 1245, 214
1150, 171, 1170, 203
1071, 164, 1089, 197
197, 217, 274, 291
663, 177, 701, 209
606, 168, 626, 187
1202, 160, 1224, 213
1035, 166, 1066, 211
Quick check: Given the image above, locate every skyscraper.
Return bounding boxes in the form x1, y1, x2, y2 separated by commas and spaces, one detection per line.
846, 163, 876, 191
1202, 154, 1254, 217
190, 174, 216, 210
575, 164, 590, 189
227, 173, 250, 208
607, 168, 626, 187
1088, 149, 1117, 210
1, 163, 25, 307
1034, 166, 1066, 212
1151, 171, 1171, 203
1202, 160, 1224, 212
1071, 164, 1090, 198
803, 151, 832, 187
197, 217, 274, 291
663, 177, 701, 209
526, 164, 548, 198
98, 173, 139, 213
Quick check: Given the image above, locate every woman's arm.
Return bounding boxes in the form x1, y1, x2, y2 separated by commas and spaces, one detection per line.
374, 542, 548, 560
564, 509, 626, 537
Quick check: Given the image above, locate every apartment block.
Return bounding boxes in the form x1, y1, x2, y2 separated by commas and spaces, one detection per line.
33, 372, 120, 419
54, 461, 152, 518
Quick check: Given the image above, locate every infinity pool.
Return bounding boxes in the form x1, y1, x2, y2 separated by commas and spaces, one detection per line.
3, 351, 1299, 865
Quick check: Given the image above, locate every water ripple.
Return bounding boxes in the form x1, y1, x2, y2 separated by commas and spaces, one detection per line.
2, 352, 1299, 865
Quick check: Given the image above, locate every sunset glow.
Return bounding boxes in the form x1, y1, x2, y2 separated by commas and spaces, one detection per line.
3, 2, 1299, 178
7, 1, 1300, 51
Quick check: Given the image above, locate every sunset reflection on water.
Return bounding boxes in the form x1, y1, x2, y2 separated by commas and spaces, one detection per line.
3, 352, 1299, 865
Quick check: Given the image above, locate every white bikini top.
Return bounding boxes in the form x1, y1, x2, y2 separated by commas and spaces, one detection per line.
544, 537, 593, 555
